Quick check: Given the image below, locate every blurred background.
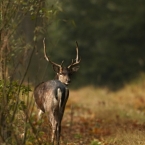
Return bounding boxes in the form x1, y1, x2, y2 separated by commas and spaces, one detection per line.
45, 0, 145, 89
1, 0, 145, 89
1, 0, 145, 144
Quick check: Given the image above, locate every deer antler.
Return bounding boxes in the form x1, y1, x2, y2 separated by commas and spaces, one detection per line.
75, 41, 79, 62
43, 38, 62, 68
68, 41, 81, 69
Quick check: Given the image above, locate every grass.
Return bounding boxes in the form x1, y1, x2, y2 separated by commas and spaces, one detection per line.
12, 75, 145, 145
60, 77, 145, 145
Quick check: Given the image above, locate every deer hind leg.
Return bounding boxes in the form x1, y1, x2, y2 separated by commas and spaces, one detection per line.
49, 114, 58, 145
55, 88, 62, 145
56, 123, 61, 145
49, 113, 62, 145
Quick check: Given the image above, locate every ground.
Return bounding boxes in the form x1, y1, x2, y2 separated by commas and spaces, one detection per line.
31, 78, 145, 145
64, 78, 145, 145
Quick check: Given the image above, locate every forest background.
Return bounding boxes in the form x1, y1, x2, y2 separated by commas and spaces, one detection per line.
1, 0, 145, 89
0, 0, 145, 144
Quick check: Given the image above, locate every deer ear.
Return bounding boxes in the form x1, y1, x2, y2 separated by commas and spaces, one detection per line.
70, 66, 80, 72
53, 65, 60, 73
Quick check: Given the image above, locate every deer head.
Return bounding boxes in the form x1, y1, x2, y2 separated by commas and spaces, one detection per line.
43, 39, 81, 85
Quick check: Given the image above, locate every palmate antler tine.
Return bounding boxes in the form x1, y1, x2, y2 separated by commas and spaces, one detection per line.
43, 38, 61, 68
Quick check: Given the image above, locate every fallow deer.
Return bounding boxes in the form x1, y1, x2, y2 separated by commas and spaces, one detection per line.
34, 39, 81, 145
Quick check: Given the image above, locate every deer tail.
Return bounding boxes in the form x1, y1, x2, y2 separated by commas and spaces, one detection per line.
57, 88, 62, 109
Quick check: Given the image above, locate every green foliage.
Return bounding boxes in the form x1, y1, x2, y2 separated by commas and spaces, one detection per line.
0, 1, 62, 97
0, 80, 51, 144
0, 1, 59, 144
46, 0, 145, 89
0, 80, 31, 144
1, 0, 145, 89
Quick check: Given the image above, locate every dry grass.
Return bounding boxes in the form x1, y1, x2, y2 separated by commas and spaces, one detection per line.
61, 77, 145, 145
26, 75, 145, 145
2, 76, 145, 144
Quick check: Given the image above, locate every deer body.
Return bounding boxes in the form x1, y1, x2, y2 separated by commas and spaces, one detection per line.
34, 80, 69, 144
34, 40, 80, 145
34, 80, 69, 114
